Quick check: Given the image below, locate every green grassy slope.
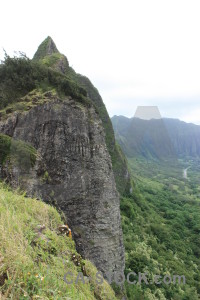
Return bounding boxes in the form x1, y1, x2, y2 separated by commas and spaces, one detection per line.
0, 183, 117, 299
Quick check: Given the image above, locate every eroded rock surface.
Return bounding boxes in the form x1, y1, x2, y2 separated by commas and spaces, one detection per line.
0, 97, 125, 276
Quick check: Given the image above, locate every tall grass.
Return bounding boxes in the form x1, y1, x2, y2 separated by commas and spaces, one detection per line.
0, 183, 117, 299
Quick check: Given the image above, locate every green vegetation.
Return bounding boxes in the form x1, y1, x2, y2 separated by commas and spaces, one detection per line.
43, 171, 51, 184
0, 89, 60, 120
121, 158, 200, 299
41, 52, 62, 67
0, 53, 89, 111
0, 183, 117, 299
41, 53, 68, 70
0, 134, 37, 170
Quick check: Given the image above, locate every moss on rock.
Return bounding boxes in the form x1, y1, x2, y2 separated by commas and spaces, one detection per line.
0, 134, 37, 170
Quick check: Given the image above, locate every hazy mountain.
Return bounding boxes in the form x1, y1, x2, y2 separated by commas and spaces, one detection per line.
112, 115, 200, 159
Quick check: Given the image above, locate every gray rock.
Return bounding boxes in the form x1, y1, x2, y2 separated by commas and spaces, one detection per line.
0, 97, 125, 277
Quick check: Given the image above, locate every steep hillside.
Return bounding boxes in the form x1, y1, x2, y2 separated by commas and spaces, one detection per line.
112, 115, 200, 159
33, 36, 131, 195
0, 183, 118, 299
0, 50, 125, 279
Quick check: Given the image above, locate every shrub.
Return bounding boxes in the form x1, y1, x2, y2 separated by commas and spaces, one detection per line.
0, 53, 89, 110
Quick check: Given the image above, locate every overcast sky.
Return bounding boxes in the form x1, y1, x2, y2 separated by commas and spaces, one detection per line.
1, 0, 200, 124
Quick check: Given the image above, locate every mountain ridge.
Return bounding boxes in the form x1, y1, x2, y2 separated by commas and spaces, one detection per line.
112, 115, 200, 159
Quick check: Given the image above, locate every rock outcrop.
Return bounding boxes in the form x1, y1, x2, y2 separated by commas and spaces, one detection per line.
0, 96, 125, 276
33, 36, 131, 195
33, 36, 60, 60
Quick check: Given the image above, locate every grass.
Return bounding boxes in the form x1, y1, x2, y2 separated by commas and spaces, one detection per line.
41, 53, 68, 72
0, 87, 90, 123
0, 183, 118, 299
0, 89, 57, 121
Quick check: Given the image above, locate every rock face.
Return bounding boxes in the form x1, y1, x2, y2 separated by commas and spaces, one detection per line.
0, 97, 125, 276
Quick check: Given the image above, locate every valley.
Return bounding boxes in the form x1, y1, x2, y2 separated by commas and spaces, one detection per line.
112, 115, 200, 299
120, 157, 200, 299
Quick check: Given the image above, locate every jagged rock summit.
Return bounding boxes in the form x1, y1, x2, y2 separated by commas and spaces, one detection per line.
33, 36, 59, 60
33, 36, 70, 74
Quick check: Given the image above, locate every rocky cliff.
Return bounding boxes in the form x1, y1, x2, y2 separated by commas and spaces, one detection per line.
0, 94, 124, 276
0, 37, 130, 277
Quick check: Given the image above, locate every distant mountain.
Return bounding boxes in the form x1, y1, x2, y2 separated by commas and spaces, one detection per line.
111, 115, 200, 160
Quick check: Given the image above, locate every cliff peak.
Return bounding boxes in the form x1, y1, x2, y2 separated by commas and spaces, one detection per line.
33, 36, 59, 60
